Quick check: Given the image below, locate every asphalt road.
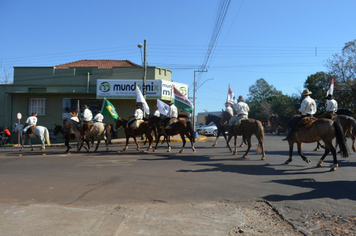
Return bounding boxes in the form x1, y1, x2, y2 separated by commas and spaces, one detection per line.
0, 134, 355, 235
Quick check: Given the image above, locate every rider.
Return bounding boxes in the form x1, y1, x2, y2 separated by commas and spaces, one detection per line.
318, 94, 338, 119
93, 110, 104, 123
165, 101, 178, 129
128, 103, 143, 130
228, 96, 249, 135
81, 104, 93, 132
70, 111, 79, 122
153, 106, 160, 117
223, 102, 234, 126
283, 89, 317, 141
23, 112, 38, 135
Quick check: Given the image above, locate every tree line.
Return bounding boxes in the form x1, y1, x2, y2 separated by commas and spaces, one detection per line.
246, 39, 356, 124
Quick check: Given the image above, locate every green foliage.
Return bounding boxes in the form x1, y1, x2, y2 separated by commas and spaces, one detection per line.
303, 72, 332, 112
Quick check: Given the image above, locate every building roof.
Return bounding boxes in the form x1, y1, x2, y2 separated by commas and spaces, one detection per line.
54, 60, 141, 69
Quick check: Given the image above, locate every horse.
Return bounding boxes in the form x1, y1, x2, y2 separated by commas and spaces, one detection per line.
220, 111, 265, 160
53, 124, 90, 152
83, 121, 110, 152
148, 116, 195, 153
12, 123, 51, 151
270, 114, 356, 152
62, 118, 86, 152
284, 117, 349, 171
205, 114, 228, 147
115, 117, 154, 151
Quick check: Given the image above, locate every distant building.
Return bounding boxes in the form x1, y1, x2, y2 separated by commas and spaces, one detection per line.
196, 111, 222, 125
0, 60, 189, 140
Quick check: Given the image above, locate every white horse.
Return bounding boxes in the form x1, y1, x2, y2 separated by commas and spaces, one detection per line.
12, 123, 51, 151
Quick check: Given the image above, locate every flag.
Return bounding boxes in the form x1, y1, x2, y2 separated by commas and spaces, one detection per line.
101, 99, 119, 120
172, 86, 194, 113
326, 77, 334, 96
226, 85, 237, 106
156, 99, 169, 116
76, 100, 81, 121
136, 85, 150, 115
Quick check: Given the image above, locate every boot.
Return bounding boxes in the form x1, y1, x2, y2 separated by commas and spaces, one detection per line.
282, 128, 292, 141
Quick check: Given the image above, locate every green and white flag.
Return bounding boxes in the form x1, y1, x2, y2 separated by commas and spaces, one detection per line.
101, 99, 119, 120
172, 86, 193, 113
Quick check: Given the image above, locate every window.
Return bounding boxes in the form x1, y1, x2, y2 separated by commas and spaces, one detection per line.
29, 98, 46, 116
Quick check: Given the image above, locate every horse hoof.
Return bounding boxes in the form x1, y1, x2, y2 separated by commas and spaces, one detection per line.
261, 156, 265, 160
306, 159, 312, 164
179, 150, 184, 153
317, 161, 323, 167
284, 158, 292, 164
233, 151, 237, 155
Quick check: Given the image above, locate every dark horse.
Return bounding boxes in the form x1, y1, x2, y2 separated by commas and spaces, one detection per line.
148, 116, 195, 153
205, 114, 228, 147
115, 117, 154, 152
284, 117, 349, 171
221, 111, 265, 160
53, 123, 91, 152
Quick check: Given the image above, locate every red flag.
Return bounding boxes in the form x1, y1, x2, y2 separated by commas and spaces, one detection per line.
226, 85, 237, 106
326, 77, 334, 96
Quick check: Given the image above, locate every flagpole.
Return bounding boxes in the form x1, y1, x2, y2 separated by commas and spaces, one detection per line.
100, 97, 106, 113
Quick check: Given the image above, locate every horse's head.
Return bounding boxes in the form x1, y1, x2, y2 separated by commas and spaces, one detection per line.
12, 123, 20, 134
53, 124, 62, 135
115, 117, 126, 129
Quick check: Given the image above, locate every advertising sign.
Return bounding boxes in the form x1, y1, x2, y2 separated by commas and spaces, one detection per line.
96, 79, 189, 100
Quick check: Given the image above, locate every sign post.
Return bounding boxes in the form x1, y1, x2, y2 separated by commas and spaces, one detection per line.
16, 113, 22, 146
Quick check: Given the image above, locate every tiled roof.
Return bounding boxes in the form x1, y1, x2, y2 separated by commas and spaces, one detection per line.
54, 60, 141, 69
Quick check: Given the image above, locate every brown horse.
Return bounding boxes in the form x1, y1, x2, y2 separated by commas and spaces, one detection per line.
284, 117, 349, 171
54, 124, 79, 152
83, 121, 110, 152
148, 116, 195, 153
270, 114, 356, 152
115, 117, 154, 151
221, 111, 265, 160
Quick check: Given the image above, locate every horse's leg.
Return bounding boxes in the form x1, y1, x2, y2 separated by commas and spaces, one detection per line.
321, 142, 338, 171
123, 136, 129, 150
94, 135, 100, 152
317, 148, 330, 168
20, 136, 25, 151
133, 136, 140, 150
212, 135, 219, 147
285, 141, 294, 164
297, 142, 312, 164
28, 139, 33, 151
179, 133, 186, 153
233, 135, 238, 155
146, 135, 153, 151
242, 136, 252, 158
226, 134, 233, 153
239, 137, 244, 147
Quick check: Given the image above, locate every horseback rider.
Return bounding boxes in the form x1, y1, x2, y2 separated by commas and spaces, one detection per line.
93, 110, 104, 123
164, 101, 178, 129
81, 104, 93, 132
153, 106, 160, 117
283, 89, 317, 141
128, 103, 143, 130
228, 96, 249, 135
70, 111, 79, 122
23, 112, 38, 135
318, 94, 338, 119
222, 102, 234, 126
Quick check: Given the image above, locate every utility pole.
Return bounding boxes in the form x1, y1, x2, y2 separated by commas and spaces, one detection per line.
143, 40, 147, 99
193, 69, 207, 132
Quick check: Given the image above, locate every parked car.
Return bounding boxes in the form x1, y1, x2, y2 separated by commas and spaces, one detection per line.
198, 123, 218, 137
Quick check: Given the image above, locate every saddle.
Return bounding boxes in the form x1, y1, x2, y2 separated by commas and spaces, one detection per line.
233, 117, 248, 128
296, 117, 317, 130
132, 119, 144, 129
83, 121, 94, 132
27, 126, 36, 134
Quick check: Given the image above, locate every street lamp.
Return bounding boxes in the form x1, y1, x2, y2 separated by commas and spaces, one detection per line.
193, 72, 214, 131
137, 40, 147, 99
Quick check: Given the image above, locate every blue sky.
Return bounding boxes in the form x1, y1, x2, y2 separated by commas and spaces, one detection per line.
1, 0, 356, 114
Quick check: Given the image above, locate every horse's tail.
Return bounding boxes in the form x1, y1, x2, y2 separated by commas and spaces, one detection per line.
45, 128, 51, 146
255, 120, 264, 154
334, 121, 349, 158
186, 121, 195, 142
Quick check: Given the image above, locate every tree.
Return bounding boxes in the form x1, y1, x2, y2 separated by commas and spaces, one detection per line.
0, 65, 13, 84
303, 71, 332, 112
247, 78, 282, 103
326, 39, 356, 113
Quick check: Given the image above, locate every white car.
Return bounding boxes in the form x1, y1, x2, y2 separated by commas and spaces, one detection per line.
198, 123, 218, 137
